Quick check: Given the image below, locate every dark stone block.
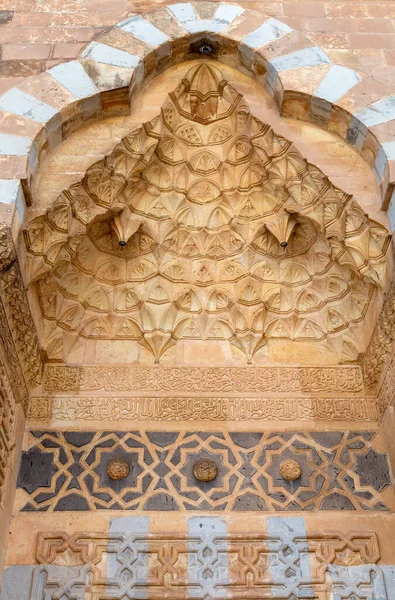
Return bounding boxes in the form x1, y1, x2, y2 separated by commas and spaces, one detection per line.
266, 441, 282, 450
142, 473, 153, 493
320, 493, 355, 510
42, 438, 61, 448
339, 448, 350, 465
229, 432, 262, 448
122, 491, 144, 503
21, 503, 38, 512
64, 432, 95, 447
55, 474, 67, 493
0, 11, 13, 24
67, 477, 81, 490
108, 502, 125, 510
95, 438, 116, 449
54, 493, 90, 511
347, 431, 375, 441
58, 448, 68, 465
144, 493, 179, 510
92, 491, 113, 502
233, 493, 267, 511
355, 448, 391, 492
372, 502, 389, 511
154, 479, 169, 490
31, 431, 51, 438
310, 432, 343, 447
146, 432, 179, 446
34, 492, 56, 503
17, 447, 57, 493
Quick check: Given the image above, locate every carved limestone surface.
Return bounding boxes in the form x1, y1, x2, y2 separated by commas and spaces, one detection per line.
5, 524, 386, 600
42, 364, 364, 393
0, 364, 16, 504
0, 223, 42, 409
363, 275, 395, 389
23, 63, 391, 364
16, 430, 391, 511
28, 395, 380, 422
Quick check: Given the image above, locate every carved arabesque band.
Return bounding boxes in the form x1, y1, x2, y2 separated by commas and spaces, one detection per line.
23, 63, 391, 364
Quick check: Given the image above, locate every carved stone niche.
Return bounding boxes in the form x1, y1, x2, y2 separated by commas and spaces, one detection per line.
23, 63, 391, 364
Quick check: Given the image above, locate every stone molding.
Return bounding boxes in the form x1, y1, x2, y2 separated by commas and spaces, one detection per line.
0, 2, 395, 226
0, 223, 42, 412
0, 363, 16, 505
363, 274, 395, 390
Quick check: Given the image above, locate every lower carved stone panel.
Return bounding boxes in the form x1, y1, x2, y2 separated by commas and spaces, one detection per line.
1, 516, 395, 599
17, 430, 392, 512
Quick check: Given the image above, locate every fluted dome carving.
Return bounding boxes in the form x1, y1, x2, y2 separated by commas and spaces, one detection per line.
24, 63, 391, 363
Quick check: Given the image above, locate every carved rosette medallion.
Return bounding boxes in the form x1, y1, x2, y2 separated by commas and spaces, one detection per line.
280, 459, 301, 481
193, 458, 218, 482
107, 458, 130, 480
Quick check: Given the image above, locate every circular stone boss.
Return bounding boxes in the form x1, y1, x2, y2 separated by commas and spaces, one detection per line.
107, 458, 130, 480
279, 459, 301, 481
193, 458, 218, 482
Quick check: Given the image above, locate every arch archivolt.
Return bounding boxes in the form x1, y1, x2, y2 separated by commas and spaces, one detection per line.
1, 1, 395, 228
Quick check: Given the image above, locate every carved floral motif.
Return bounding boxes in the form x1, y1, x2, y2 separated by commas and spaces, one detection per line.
193, 458, 218, 482
280, 459, 301, 481
107, 458, 130, 480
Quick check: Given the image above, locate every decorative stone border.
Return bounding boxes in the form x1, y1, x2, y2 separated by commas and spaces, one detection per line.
1, 2, 395, 231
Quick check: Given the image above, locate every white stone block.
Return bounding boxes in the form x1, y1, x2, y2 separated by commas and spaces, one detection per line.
168, 3, 197, 24
48, 61, 99, 99
81, 42, 141, 69
214, 5, 244, 25
117, 15, 168, 45
314, 65, 360, 103
0, 88, 57, 123
0, 133, 31, 156
243, 18, 292, 49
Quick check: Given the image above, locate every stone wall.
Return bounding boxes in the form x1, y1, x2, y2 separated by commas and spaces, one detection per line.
1, 2, 395, 597
2, 0, 395, 96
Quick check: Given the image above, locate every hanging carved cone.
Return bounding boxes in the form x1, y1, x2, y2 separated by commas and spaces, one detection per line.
111, 207, 142, 247
265, 213, 297, 247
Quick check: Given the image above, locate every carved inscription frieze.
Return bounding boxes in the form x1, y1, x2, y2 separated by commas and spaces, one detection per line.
28, 395, 379, 422
17, 430, 391, 511
43, 364, 364, 394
